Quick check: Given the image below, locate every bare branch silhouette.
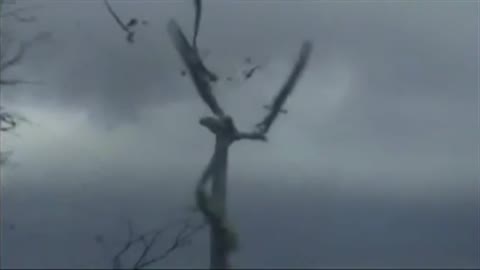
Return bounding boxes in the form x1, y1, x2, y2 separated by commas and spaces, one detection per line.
189, 0, 218, 82
0, 109, 16, 131
0, 3, 42, 21
0, 0, 50, 165
192, 0, 201, 50
255, 41, 313, 134
167, 19, 224, 117
243, 64, 261, 80
167, 2, 313, 267
110, 217, 205, 269
103, 0, 136, 43
0, 31, 51, 73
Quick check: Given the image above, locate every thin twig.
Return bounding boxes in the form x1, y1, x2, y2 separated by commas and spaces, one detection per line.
167, 19, 224, 117
190, 0, 218, 82
0, 4, 42, 19
0, 31, 51, 73
111, 217, 205, 269
103, 0, 135, 43
0, 112, 16, 131
134, 222, 205, 269
192, 0, 201, 51
255, 41, 313, 134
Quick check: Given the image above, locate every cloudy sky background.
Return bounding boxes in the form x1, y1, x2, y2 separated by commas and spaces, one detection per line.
1, 0, 478, 268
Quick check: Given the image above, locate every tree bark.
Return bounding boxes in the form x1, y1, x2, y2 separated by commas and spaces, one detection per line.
209, 136, 230, 269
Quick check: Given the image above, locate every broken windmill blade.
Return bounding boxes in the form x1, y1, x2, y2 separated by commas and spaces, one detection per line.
263, 105, 287, 114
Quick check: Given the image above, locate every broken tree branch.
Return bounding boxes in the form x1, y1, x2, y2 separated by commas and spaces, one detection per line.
167, 19, 224, 117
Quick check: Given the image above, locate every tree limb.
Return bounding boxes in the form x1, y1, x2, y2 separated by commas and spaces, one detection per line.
103, 0, 129, 32
167, 19, 223, 116
111, 217, 205, 269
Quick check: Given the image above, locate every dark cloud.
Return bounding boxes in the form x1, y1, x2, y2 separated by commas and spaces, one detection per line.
1, 0, 478, 268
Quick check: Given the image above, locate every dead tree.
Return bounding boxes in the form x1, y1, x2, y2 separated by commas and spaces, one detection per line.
167, 3, 313, 268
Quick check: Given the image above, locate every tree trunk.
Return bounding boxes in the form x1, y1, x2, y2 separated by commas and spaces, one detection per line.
209, 136, 230, 269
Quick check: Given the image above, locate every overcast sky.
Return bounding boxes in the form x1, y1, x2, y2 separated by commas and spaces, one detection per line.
1, 0, 479, 268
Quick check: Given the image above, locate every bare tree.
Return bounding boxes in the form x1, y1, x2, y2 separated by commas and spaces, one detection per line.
167, 1, 314, 268
0, 0, 48, 164
103, 0, 140, 44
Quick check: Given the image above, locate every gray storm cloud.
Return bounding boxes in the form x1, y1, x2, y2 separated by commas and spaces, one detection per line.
1, 0, 478, 268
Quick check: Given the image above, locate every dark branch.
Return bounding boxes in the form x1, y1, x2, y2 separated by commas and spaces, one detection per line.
0, 78, 43, 85
255, 41, 313, 134
0, 150, 13, 165
0, 111, 17, 131
103, 0, 135, 43
222, 41, 313, 143
103, 0, 129, 32
0, 4, 42, 19
111, 217, 205, 269
235, 131, 267, 142
167, 19, 224, 117
0, 31, 50, 73
132, 230, 161, 269
243, 65, 260, 80
192, 0, 201, 50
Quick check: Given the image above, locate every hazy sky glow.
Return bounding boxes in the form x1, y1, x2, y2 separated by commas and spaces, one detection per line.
1, 0, 479, 268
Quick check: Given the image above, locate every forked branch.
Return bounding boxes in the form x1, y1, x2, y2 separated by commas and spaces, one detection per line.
167, 19, 224, 117
190, 0, 217, 82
